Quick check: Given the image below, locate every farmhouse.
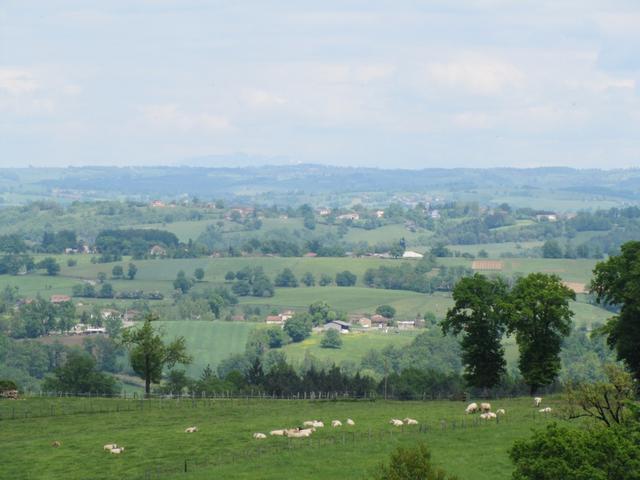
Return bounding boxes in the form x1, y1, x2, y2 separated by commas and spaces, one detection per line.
535, 212, 558, 222
72, 324, 107, 335
397, 320, 416, 330
358, 317, 371, 328
370, 314, 388, 326
50, 295, 72, 304
149, 245, 167, 256
266, 315, 282, 325
324, 321, 351, 333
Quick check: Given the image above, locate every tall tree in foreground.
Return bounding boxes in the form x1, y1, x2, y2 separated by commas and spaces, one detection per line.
511, 367, 640, 480
508, 273, 574, 394
591, 241, 640, 380
121, 314, 192, 395
442, 274, 509, 392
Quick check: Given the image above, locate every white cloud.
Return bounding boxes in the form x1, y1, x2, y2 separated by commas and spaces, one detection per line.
424, 56, 525, 95
241, 89, 286, 109
141, 104, 231, 133
451, 111, 494, 129
0, 68, 39, 95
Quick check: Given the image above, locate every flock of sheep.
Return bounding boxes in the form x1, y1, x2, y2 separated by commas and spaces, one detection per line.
255, 417, 421, 439
83, 397, 553, 455
464, 396, 552, 420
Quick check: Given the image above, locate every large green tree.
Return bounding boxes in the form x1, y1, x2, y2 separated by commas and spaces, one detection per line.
42, 349, 118, 395
442, 274, 509, 391
591, 241, 640, 380
509, 273, 575, 394
510, 421, 640, 480
121, 314, 192, 395
283, 313, 312, 342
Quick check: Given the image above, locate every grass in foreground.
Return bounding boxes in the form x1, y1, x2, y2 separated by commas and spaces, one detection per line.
0, 396, 562, 480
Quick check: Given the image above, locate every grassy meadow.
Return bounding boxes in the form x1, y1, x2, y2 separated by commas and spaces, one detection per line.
0, 396, 563, 480
154, 321, 256, 377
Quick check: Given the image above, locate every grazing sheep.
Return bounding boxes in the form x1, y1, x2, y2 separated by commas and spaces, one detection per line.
185, 426, 198, 433
346, 418, 355, 426
539, 407, 552, 413
465, 402, 479, 414
480, 412, 496, 420
534, 397, 543, 407
252, 433, 267, 439
389, 419, 404, 427
480, 402, 491, 413
285, 428, 314, 438
103, 444, 118, 451
51, 441, 61, 448
269, 429, 286, 436
403, 418, 419, 425
496, 409, 506, 415
331, 420, 342, 427
303, 421, 315, 427
312, 421, 324, 428
110, 447, 125, 454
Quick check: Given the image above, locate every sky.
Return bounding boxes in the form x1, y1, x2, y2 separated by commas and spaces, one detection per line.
1, 0, 639, 169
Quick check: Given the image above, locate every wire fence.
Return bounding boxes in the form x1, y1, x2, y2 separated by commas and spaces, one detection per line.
0, 390, 532, 422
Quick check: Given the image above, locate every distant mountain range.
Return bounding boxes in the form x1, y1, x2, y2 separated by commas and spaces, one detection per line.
1, 164, 639, 204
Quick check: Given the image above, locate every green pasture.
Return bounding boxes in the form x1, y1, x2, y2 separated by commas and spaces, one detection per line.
154, 321, 256, 377
281, 329, 419, 367
238, 287, 453, 319
342, 224, 432, 246
440, 257, 598, 284
441, 241, 544, 257
128, 219, 223, 242
0, 396, 563, 480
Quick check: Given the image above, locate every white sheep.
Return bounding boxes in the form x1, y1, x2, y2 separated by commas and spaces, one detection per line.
269, 429, 286, 436
480, 402, 491, 413
496, 409, 506, 415
465, 402, 478, 414
331, 420, 342, 427
312, 421, 324, 428
389, 419, 404, 427
110, 447, 125, 454
346, 418, 355, 426
539, 407, 552, 413
403, 418, 419, 425
480, 412, 496, 420
534, 397, 543, 407
252, 433, 267, 439
285, 428, 314, 438
185, 426, 198, 433
103, 444, 118, 451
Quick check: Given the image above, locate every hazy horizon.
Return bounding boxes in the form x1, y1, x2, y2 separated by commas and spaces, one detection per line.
1, 1, 639, 169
